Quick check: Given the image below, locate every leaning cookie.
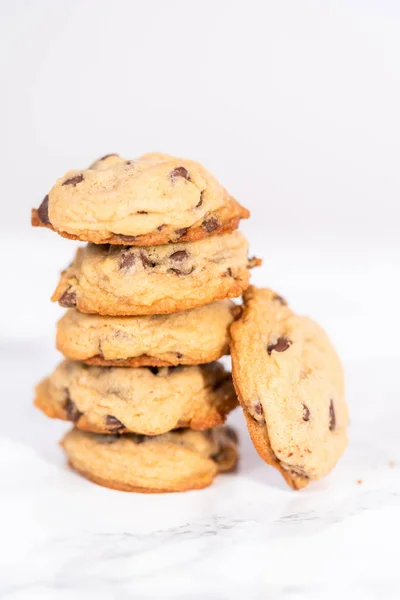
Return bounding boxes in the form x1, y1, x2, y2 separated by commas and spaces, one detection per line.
35, 361, 238, 435
56, 301, 236, 367
230, 287, 348, 489
61, 426, 239, 493
32, 152, 249, 245
52, 231, 260, 316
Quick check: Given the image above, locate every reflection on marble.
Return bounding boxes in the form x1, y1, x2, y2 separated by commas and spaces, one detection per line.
0, 341, 400, 600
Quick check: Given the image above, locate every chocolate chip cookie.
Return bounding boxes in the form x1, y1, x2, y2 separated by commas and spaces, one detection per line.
32, 152, 249, 245
62, 426, 238, 493
35, 361, 237, 435
56, 300, 236, 367
52, 231, 260, 316
230, 287, 348, 489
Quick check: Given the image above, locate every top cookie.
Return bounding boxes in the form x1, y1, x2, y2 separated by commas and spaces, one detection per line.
230, 287, 348, 490
32, 153, 249, 245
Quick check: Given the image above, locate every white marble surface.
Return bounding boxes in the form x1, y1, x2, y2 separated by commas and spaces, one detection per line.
1, 232, 400, 599
1, 346, 400, 599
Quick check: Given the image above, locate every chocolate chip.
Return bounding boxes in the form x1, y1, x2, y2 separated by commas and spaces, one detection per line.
249, 399, 264, 422
202, 217, 219, 232
290, 467, 309, 479
37, 195, 50, 225
273, 294, 287, 306
140, 252, 157, 268
62, 174, 84, 186
210, 450, 225, 462
302, 404, 310, 422
175, 227, 188, 238
168, 268, 182, 275
267, 337, 292, 355
157, 225, 165, 231
59, 288, 77, 308
170, 167, 190, 180
118, 235, 136, 243
253, 400, 263, 415
98, 153, 118, 161
226, 268, 233, 277
137, 210, 148, 214
196, 192, 204, 208
64, 393, 82, 423
119, 250, 135, 270
212, 377, 226, 392
168, 266, 195, 276
176, 352, 183, 359
149, 367, 159, 375
231, 305, 243, 320
329, 399, 336, 431
105, 415, 125, 432
169, 250, 188, 262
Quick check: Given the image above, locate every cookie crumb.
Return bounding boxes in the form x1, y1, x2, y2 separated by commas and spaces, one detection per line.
357, 479, 363, 485
247, 256, 262, 269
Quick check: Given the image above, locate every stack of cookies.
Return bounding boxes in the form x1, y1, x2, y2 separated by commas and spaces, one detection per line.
33, 152, 349, 492
32, 152, 256, 493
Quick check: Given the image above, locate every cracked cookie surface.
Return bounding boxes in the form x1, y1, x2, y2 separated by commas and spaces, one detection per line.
230, 286, 348, 489
61, 426, 239, 493
32, 152, 249, 245
57, 301, 235, 366
52, 231, 259, 316
35, 360, 238, 435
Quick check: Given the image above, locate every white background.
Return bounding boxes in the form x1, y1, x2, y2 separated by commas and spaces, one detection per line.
1, 1, 400, 598
1, 0, 399, 348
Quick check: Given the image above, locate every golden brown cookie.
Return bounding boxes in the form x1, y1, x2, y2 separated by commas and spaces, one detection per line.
61, 426, 239, 493
32, 153, 249, 245
56, 301, 236, 367
51, 232, 260, 316
230, 287, 348, 490
35, 361, 238, 435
